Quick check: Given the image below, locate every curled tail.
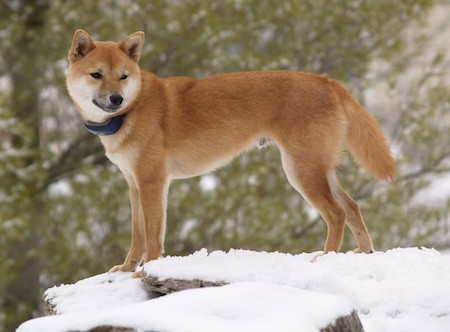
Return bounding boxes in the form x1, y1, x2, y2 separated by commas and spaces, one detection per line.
336, 83, 396, 182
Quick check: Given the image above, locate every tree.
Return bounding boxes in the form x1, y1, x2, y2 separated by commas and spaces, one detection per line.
0, 1, 52, 328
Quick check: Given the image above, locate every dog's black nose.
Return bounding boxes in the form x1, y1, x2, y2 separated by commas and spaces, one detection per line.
110, 94, 123, 106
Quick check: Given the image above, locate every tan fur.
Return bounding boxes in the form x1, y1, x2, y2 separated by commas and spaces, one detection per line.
67, 30, 396, 273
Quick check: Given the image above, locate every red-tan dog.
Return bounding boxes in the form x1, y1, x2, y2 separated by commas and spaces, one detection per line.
67, 30, 396, 275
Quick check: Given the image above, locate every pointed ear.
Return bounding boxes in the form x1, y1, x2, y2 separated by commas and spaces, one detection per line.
119, 31, 145, 62
69, 29, 95, 62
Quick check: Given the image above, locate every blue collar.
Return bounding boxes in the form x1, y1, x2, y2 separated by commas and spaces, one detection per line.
84, 114, 126, 136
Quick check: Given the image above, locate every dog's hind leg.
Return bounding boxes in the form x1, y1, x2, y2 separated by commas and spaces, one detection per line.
327, 172, 373, 253
281, 152, 347, 253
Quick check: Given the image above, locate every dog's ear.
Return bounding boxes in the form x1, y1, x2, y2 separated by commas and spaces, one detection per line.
119, 31, 145, 62
69, 29, 95, 62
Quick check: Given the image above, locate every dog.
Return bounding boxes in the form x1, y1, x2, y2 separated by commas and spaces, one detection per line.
66, 30, 396, 275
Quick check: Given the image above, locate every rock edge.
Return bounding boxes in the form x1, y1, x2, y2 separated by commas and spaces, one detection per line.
44, 274, 364, 332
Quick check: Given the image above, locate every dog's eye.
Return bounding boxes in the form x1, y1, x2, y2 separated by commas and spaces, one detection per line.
120, 74, 128, 80
90, 72, 103, 79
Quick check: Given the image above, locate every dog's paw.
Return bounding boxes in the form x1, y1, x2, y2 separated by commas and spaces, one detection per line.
353, 247, 374, 254
108, 263, 136, 273
131, 270, 144, 279
311, 251, 325, 263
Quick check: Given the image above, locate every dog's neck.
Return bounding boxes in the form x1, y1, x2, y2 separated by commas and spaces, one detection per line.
84, 113, 126, 136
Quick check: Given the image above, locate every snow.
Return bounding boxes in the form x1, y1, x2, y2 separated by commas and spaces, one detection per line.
18, 247, 450, 332
44, 272, 150, 314
19, 282, 352, 332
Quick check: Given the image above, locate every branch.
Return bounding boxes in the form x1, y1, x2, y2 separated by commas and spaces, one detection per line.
398, 154, 450, 183
351, 153, 450, 203
45, 133, 107, 186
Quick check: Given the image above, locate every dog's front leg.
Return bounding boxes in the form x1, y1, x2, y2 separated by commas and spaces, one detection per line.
136, 172, 169, 270
110, 176, 145, 273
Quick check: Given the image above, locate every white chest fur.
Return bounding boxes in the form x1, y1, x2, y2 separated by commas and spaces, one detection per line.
105, 144, 137, 176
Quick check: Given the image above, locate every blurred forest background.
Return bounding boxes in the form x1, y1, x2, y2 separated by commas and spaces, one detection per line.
1, 0, 449, 330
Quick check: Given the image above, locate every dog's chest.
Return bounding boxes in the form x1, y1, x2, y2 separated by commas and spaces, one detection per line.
100, 132, 137, 174
106, 147, 136, 175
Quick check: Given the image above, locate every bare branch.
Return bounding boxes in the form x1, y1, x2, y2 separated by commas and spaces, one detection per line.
45, 133, 107, 186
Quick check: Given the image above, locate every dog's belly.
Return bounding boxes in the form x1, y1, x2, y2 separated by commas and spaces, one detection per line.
167, 153, 235, 179
167, 138, 261, 179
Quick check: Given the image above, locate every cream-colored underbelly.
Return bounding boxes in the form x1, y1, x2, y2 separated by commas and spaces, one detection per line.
167, 152, 235, 179
167, 138, 263, 179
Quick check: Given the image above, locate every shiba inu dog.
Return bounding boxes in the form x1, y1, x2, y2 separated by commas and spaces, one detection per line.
67, 30, 396, 275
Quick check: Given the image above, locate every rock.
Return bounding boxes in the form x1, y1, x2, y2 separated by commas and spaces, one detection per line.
44, 298, 57, 316
68, 310, 363, 332
84, 327, 135, 332
43, 273, 364, 332
141, 274, 226, 295
141, 274, 364, 332
321, 310, 364, 332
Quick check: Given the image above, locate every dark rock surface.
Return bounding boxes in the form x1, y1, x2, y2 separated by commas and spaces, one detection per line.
141, 274, 226, 295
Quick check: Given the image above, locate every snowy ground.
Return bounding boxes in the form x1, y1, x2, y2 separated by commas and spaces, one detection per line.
18, 247, 450, 332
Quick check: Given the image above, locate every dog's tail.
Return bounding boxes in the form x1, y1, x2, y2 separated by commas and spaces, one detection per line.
336, 82, 396, 182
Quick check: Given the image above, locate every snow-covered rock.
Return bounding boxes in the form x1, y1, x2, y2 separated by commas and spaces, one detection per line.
143, 247, 450, 331
21, 281, 360, 332
17, 247, 450, 332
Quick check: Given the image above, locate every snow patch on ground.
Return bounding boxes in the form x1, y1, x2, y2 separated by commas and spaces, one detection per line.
18, 247, 450, 332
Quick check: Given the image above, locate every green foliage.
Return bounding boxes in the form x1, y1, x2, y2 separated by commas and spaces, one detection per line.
166, 148, 318, 255
0, 0, 449, 330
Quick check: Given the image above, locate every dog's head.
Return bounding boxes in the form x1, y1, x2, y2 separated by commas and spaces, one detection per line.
67, 30, 144, 122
